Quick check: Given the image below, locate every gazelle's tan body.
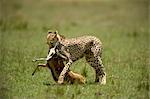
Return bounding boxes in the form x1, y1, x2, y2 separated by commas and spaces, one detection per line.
39, 54, 86, 84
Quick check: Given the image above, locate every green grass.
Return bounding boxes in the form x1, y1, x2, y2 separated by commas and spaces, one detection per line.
0, 0, 149, 99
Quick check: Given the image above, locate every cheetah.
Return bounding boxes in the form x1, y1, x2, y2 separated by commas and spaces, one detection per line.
46, 30, 106, 85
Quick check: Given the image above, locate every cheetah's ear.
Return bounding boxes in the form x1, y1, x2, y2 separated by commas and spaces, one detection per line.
54, 30, 58, 34
48, 30, 52, 34
55, 31, 61, 41
47, 30, 58, 34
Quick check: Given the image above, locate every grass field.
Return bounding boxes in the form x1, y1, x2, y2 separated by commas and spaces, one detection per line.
0, 0, 149, 99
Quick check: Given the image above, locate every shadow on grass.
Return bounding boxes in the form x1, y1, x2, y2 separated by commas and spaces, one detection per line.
43, 81, 101, 86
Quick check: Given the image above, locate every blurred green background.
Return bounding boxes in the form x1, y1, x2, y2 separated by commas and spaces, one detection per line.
0, 0, 149, 99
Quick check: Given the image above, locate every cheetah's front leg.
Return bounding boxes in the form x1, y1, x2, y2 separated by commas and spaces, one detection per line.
56, 45, 73, 84
58, 59, 73, 84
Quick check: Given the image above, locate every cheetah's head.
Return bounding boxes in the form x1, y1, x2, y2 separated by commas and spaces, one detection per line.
46, 30, 59, 48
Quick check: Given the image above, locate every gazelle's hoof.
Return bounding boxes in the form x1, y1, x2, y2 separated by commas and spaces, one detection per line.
32, 59, 37, 62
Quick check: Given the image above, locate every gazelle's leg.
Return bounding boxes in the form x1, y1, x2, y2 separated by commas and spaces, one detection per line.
32, 63, 48, 76
38, 63, 47, 67
32, 58, 47, 62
